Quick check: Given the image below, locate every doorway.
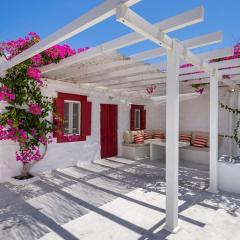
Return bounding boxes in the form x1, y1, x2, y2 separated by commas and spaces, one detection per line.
100, 104, 118, 158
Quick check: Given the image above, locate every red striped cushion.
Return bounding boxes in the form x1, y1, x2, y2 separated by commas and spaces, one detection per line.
153, 133, 165, 139
134, 134, 144, 144
144, 132, 152, 140
180, 135, 191, 143
193, 136, 208, 148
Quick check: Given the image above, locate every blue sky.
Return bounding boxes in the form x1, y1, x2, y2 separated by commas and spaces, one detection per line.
1, 0, 239, 62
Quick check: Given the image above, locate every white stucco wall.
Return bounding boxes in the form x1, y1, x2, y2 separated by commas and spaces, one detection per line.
0, 80, 142, 181
149, 89, 234, 156
0, 80, 235, 182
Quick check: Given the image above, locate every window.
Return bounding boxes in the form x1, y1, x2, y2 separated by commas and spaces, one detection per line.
130, 104, 146, 130
64, 101, 81, 135
54, 93, 92, 143
134, 109, 141, 129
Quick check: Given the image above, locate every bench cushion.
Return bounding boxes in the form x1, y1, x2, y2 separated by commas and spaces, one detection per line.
192, 131, 209, 147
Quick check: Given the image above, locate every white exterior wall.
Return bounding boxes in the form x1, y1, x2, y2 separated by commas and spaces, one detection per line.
0, 82, 235, 182
148, 89, 233, 156
0, 80, 135, 182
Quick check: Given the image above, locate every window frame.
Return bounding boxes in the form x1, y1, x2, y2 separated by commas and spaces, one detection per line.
134, 109, 141, 130
63, 100, 81, 136
130, 104, 146, 130
54, 92, 90, 143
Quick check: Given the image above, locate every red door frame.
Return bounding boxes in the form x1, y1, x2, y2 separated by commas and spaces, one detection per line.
100, 104, 118, 158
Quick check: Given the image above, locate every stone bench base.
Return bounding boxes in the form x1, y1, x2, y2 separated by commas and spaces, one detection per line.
122, 144, 150, 160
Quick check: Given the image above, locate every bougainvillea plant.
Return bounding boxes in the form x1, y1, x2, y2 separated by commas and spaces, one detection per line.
0, 32, 88, 177
146, 84, 157, 95
187, 42, 240, 94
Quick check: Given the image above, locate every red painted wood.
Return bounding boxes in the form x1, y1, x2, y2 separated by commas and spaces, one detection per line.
100, 104, 118, 158
54, 92, 91, 143
130, 107, 135, 130
81, 101, 92, 136
141, 109, 146, 130
58, 92, 87, 102
130, 104, 146, 130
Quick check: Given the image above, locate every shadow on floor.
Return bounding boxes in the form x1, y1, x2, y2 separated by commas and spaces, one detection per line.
0, 158, 239, 240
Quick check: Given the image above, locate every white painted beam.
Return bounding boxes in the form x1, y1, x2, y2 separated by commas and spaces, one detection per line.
108, 67, 240, 89
164, 40, 181, 233
219, 67, 240, 75
179, 58, 240, 75
76, 64, 163, 83
131, 32, 222, 61
50, 32, 221, 81
0, 0, 141, 72
40, 6, 204, 74
153, 48, 233, 70
50, 58, 142, 81
96, 73, 164, 86
116, 4, 173, 49
208, 72, 219, 193
116, 4, 217, 77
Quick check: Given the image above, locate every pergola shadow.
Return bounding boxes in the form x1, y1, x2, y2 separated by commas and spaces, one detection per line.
1, 158, 239, 239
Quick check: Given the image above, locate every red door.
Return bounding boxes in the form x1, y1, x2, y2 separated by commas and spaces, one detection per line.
101, 104, 118, 158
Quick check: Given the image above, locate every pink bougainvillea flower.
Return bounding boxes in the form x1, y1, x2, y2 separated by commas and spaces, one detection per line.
0, 86, 15, 102
31, 128, 36, 136
38, 135, 47, 145
27, 67, 41, 80
77, 47, 89, 53
0, 32, 90, 164
196, 88, 204, 95
29, 103, 42, 115
18, 129, 28, 141
16, 145, 41, 164
27, 67, 44, 86
31, 54, 42, 66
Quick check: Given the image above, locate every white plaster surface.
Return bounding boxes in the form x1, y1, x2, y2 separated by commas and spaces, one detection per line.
0, 82, 236, 185
153, 89, 234, 156
0, 81, 151, 182
0, 158, 239, 240
218, 162, 240, 194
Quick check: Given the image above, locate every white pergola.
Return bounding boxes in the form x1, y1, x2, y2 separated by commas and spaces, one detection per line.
1, 0, 240, 233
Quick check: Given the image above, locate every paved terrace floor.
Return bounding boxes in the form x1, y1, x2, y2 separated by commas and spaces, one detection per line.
0, 157, 240, 240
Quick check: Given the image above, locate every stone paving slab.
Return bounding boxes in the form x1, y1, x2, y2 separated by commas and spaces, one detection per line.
0, 158, 240, 240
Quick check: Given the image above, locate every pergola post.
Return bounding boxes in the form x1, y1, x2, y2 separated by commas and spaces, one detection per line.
208, 72, 219, 193
164, 39, 180, 233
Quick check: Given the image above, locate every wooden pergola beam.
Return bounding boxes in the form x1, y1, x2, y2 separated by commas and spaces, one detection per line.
39, 6, 204, 74
130, 32, 222, 61
0, 0, 142, 74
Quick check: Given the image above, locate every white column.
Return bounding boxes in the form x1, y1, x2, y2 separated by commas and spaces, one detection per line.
164, 40, 180, 233
208, 72, 219, 193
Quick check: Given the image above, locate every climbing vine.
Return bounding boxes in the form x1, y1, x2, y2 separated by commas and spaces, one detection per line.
219, 101, 240, 148
0, 32, 88, 177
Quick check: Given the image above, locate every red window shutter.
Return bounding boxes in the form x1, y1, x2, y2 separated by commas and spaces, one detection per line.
130, 107, 135, 130
81, 101, 92, 136
53, 98, 64, 141
141, 109, 146, 130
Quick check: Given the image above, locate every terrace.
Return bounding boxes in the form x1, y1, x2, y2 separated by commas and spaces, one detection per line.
1, 157, 240, 240
0, 0, 240, 239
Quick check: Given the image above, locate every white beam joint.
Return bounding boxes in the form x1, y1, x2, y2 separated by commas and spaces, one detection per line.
116, 4, 173, 49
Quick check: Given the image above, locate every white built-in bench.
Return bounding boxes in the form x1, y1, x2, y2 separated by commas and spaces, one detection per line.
180, 145, 209, 165
122, 143, 150, 160
122, 129, 215, 164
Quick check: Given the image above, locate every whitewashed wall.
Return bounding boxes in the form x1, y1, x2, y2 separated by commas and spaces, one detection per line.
0, 80, 152, 181
0, 80, 235, 182
149, 88, 234, 156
